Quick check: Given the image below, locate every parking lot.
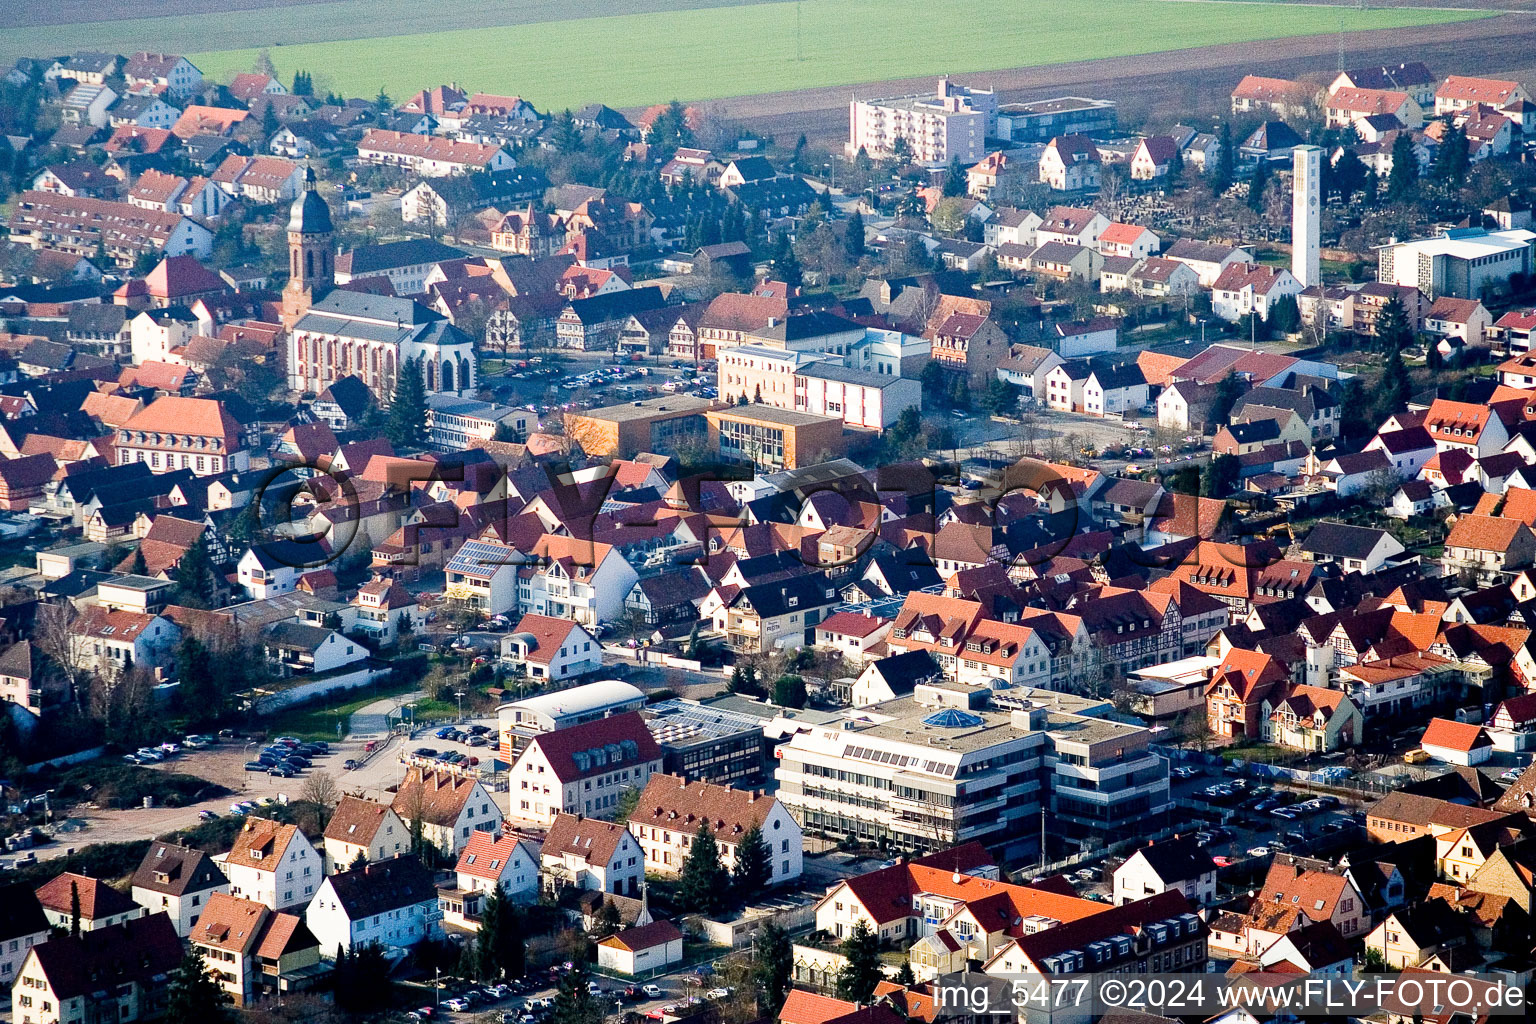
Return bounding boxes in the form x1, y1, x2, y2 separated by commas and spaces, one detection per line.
424, 963, 722, 1024
478, 355, 717, 425
1170, 763, 1367, 867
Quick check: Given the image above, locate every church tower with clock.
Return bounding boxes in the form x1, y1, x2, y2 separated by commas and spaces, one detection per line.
281, 166, 335, 329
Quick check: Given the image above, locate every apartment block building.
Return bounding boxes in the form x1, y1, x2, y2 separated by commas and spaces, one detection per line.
774, 688, 1169, 861
847, 78, 995, 165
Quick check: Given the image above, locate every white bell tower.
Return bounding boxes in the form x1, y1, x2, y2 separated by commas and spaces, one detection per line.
1292, 145, 1322, 288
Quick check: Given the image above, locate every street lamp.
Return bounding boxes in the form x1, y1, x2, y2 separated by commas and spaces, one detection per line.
453, 689, 466, 723
1197, 318, 1207, 347
242, 742, 254, 791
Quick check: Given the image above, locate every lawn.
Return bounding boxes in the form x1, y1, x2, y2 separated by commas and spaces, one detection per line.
263, 676, 419, 740
128, 0, 1490, 113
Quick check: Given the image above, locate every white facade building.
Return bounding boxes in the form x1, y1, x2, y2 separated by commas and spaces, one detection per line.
305, 857, 441, 958
628, 774, 804, 884
1292, 146, 1321, 288
222, 818, 321, 912
847, 78, 994, 165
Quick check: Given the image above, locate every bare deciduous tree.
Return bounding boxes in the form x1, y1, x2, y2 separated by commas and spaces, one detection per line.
300, 770, 340, 811
33, 603, 84, 698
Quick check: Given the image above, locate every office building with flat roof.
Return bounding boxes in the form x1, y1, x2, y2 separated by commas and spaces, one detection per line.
774, 686, 1169, 861
563, 395, 717, 459
706, 405, 845, 472
997, 96, 1117, 143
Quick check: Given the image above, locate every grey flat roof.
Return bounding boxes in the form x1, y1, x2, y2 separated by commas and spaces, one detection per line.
577, 394, 716, 423
710, 404, 843, 427
799, 363, 907, 389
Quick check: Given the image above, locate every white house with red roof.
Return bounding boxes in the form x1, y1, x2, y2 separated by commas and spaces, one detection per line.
224, 817, 321, 911
539, 813, 644, 896
453, 829, 539, 902
1038, 135, 1101, 191
1486, 692, 1536, 752
814, 610, 892, 662
349, 575, 423, 645
1435, 76, 1532, 116
1035, 206, 1107, 248
1423, 296, 1492, 350
357, 129, 515, 177
596, 919, 683, 976
391, 767, 502, 857
502, 614, 601, 682
1129, 136, 1179, 180
1419, 717, 1494, 766
210, 155, 303, 204
1494, 309, 1536, 355
66, 607, 179, 677
1423, 398, 1510, 456
116, 395, 248, 475
510, 711, 662, 825
1324, 87, 1423, 129
1096, 223, 1160, 260
1211, 263, 1303, 322
884, 592, 1050, 687
629, 773, 803, 882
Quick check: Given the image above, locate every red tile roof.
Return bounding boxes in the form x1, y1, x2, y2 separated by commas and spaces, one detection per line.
527, 711, 661, 783
1421, 717, 1492, 753
1438, 76, 1524, 105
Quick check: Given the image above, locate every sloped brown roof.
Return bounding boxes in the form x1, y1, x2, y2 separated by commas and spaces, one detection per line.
35, 872, 137, 920
130, 841, 226, 896
542, 812, 631, 867
634, 774, 781, 840
227, 816, 301, 867
190, 891, 267, 955
323, 796, 397, 846
391, 766, 483, 826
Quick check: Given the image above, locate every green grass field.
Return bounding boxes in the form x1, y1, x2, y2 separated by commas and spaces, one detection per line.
5, 0, 1490, 113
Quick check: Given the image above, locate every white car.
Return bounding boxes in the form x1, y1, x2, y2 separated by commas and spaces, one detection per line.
1247, 846, 1272, 858
641, 985, 663, 999
444, 999, 470, 1012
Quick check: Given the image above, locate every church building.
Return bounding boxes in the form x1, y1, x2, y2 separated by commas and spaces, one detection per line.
281, 168, 476, 403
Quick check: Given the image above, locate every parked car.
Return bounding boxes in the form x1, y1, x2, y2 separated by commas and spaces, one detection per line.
413, 747, 439, 758
268, 763, 298, 778
244, 761, 269, 772
1246, 845, 1272, 858
199, 810, 220, 820
444, 999, 470, 1013
641, 985, 664, 999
